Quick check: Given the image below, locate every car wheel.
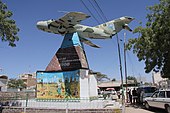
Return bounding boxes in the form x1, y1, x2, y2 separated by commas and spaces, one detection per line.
165, 105, 170, 113
145, 102, 150, 110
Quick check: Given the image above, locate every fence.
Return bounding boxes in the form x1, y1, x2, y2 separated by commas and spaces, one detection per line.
0, 92, 122, 113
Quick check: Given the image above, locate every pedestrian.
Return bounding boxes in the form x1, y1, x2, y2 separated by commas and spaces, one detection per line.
117, 91, 120, 99
128, 89, 132, 104
132, 88, 137, 104
136, 88, 141, 104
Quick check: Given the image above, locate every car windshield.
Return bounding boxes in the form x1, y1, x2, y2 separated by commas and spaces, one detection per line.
167, 91, 170, 98
144, 87, 157, 93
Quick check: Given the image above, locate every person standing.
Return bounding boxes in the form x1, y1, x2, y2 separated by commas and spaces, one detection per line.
132, 88, 137, 104
136, 88, 141, 104
117, 91, 121, 99
128, 89, 132, 104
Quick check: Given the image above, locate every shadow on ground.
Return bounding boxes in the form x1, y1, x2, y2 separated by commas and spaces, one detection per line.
126, 104, 166, 113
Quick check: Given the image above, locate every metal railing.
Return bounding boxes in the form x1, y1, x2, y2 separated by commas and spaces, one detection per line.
0, 92, 122, 113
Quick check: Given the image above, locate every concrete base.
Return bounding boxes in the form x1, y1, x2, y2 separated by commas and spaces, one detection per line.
18, 99, 121, 110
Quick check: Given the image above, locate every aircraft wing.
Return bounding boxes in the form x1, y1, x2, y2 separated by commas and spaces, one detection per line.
123, 24, 132, 32
80, 37, 100, 48
49, 12, 90, 28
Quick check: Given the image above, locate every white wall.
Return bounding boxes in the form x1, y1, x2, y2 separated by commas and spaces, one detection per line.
152, 72, 167, 86
79, 69, 89, 99
89, 74, 98, 97
79, 70, 98, 99
0, 79, 8, 92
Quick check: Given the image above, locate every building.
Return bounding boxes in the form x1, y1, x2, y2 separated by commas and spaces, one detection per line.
19, 73, 36, 90
152, 72, 169, 88
98, 80, 136, 91
0, 75, 8, 92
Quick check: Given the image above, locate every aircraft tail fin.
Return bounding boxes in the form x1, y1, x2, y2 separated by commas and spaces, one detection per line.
95, 16, 134, 36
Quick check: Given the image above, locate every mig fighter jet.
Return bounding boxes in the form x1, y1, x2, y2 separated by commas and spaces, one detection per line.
37, 12, 134, 48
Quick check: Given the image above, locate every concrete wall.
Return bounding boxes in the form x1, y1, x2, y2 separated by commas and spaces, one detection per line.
80, 70, 89, 99
79, 70, 98, 99
89, 74, 97, 97
2, 108, 121, 113
0, 78, 8, 92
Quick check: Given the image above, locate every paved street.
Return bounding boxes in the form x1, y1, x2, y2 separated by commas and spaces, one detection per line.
125, 105, 166, 113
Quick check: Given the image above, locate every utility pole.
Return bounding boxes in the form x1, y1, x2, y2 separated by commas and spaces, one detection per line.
124, 32, 128, 103
116, 34, 125, 106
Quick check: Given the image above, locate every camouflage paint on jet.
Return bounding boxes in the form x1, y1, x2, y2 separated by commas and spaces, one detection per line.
37, 12, 134, 48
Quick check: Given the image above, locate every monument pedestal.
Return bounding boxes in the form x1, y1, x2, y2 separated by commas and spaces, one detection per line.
36, 32, 97, 100
45, 32, 88, 71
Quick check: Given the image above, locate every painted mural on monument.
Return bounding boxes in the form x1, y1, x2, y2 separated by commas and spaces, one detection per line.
36, 70, 80, 99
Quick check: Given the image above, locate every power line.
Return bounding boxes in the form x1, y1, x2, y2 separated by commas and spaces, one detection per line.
87, 0, 105, 23
80, 0, 100, 24
93, 0, 108, 22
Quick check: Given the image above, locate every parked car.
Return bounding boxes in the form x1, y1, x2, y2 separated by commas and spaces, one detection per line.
110, 90, 118, 100
144, 89, 170, 113
103, 89, 118, 100
137, 86, 157, 103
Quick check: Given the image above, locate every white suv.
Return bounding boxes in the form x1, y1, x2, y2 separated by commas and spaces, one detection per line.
144, 89, 170, 113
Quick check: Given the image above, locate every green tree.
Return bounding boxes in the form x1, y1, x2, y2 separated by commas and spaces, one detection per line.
112, 78, 116, 81
127, 0, 170, 78
0, 0, 19, 47
127, 76, 138, 85
96, 72, 110, 82
144, 82, 152, 86
7, 79, 26, 90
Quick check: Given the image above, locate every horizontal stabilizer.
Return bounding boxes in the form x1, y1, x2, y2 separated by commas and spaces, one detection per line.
123, 24, 132, 32
80, 37, 100, 48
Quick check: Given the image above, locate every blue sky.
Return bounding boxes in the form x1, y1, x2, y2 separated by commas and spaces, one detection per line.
0, 0, 159, 82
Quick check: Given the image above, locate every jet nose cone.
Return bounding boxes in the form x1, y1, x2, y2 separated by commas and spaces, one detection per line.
36, 21, 48, 29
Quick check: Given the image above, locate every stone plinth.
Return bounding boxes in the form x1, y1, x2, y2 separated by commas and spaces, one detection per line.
45, 32, 89, 71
